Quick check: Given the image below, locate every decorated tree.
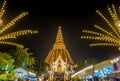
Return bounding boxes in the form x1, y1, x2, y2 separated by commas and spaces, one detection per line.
0, 0, 38, 48
81, 4, 120, 50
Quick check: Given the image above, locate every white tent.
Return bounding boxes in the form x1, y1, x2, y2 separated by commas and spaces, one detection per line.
14, 68, 28, 78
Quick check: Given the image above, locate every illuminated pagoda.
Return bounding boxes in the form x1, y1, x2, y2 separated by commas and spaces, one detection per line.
45, 26, 74, 81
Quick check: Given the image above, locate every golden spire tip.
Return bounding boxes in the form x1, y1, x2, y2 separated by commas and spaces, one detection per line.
59, 26, 61, 28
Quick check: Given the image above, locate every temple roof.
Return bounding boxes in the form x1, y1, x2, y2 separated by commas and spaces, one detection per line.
45, 26, 74, 64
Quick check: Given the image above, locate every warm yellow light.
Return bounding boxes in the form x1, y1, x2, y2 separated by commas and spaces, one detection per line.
81, 4, 120, 50
71, 65, 93, 78
0, 19, 3, 26
115, 20, 120, 27
0, 0, 38, 47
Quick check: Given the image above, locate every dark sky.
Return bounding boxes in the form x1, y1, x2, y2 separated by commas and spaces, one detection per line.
2, 0, 120, 63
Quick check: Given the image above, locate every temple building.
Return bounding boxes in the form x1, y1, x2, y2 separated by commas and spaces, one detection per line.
45, 26, 74, 81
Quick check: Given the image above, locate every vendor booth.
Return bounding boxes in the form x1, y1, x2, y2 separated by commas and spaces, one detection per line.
14, 68, 36, 81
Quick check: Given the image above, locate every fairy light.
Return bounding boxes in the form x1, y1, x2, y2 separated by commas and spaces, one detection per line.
81, 4, 120, 50
0, 0, 38, 47
115, 20, 120, 27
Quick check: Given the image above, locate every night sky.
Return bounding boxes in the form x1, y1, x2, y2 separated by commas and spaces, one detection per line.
1, 0, 120, 63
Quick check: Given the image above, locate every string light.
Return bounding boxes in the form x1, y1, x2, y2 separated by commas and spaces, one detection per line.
0, 0, 38, 48
81, 4, 120, 50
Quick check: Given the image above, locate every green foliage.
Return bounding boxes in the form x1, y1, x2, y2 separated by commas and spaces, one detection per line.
0, 52, 14, 71
35, 60, 49, 75
75, 59, 85, 71
9, 46, 36, 71
86, 57, 97, 65
75, 57, 97, 71
72, 76, 83, 81
0, 73, 15, 80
